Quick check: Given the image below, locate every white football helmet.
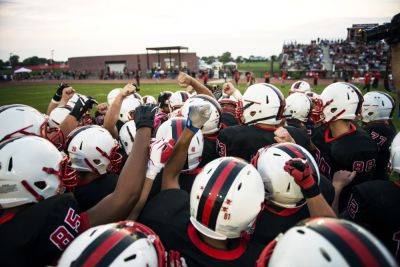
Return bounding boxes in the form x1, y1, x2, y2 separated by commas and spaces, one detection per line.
253, 143, 320, 208
190, 157, 264, 240
169, 91, 190, 111
290, 81, 311, 94
66, 125, 122, 175
284, 93, 312, 122
390, 132, 400, 174
258, 218, 397, 267
49, 106, 72, 127
142, 95, 157, 105
0, 136, 77, 208
156, 117, 203, 172
107, 88, 122, 105
241, 83, 285, 125
58, 221, 166, 267
320, 82, 363, 123
362, 91, 395, 123
120, 97, 142, 123
119, 120, 137, 155
181, 94, 221, 135
0, 104, 64, 149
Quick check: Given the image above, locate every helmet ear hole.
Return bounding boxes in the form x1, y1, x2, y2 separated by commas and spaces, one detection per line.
319, 248, 332, 262
93, 159, 101, 165
34, 181, 47, 190
124, 254, 137, 262
331, 108, 337, 113
237, 182, 242, 191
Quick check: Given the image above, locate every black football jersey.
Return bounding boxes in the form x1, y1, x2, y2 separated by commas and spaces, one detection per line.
253, 175, 335, 245
311, 124, 378, 211
73, 173, 119, 211
0, 194, 89, 267
363, 121, 396, 180
217, 125, 310, 162
341, 180, 400, 261
220, 112, 239, 129
198, 134, 219, 168
139, 189, 264, 267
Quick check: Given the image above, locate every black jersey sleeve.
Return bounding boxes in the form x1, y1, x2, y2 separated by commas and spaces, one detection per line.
286, 125, 311, 151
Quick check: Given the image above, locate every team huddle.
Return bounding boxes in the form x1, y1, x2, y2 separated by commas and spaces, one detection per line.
0, 71, 399, 267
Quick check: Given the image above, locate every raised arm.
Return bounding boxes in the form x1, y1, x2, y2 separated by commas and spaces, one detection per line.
46, 83, 70, 114
331, 170, 356, 214
161, 103, 211, 190
284, 158, 336, 218
178, 72, 214, 98
87, 104, 157, 226
103, 84, 137, 139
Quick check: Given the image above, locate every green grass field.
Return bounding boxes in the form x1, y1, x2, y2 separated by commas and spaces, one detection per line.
238, 61, 281, 77
0, 82, 398, 129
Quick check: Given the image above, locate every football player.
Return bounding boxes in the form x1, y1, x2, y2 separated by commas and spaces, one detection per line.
361, 91, 396, 180
311, 82, 378, 211
283, 92, 312, 136
334, 133, 400, 260
251, 143, 336, 245
0, 104, 156, 266
256, 218, 397, 267
139, 105, 267, 266
288, 80, 312, 95
217, 83, 310, 162
168, 90, 190, 117
154, 91, 173, 132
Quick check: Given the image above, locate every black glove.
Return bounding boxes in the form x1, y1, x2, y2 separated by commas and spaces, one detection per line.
52, 83, 69, 102
134, 104, 157, 129
284, 158, 320, 198
69, 96, 98, 121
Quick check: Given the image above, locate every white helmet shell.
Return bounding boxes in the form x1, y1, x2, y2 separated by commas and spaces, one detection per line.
119, 120, 137, 154
0, 136, 68, 208
181, 94, 221, 135
142, 95, 157, 105
58, 221, 165, 267
190, 157, 264, 240
284, 93, 312, 122
120, 97, 142, 123
155, 117, 203, 172
362, 91, 395, 123
267, 218, 397, 267
169, 91, 190, 111
66, 125, 121, 174
320, 82, 363, 123
49, 106, 71, 127
242, 83, 285, 125
290, 81, 311, 94
390, 132, 400, 174
254, 143, 320, 208
107, 88, 122, 105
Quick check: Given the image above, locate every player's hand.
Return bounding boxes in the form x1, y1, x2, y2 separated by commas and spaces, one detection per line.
146, 139, 167, 180
69, 96, 98, 121
284, 158, 320, 198
185, 85, 195, 94
178, 72, 193, 88
60, 87, 75, 105
52, 82, 70, 102
167, 250, 187, 267
134, 104, 157, 129
274, 127, 295, 143
186, 103, 211, 133
222, 82, 235, 95
96, 103, 108, 115
333, 170, 356, 190
121, 83, 137, 97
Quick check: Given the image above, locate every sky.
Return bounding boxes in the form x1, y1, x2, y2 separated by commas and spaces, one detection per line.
0, 0, 399, 62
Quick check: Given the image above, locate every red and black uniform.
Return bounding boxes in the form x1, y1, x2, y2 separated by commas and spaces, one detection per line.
0, 193, 90, 267
363, 121, 396, 180
220, 112, 239, 129
139, 189, 264, 267
341, 180, 400, 262
253, 175, 335, 245
73, 173, 119, 211
217, 124, 311, 162
311, 124, 378, 211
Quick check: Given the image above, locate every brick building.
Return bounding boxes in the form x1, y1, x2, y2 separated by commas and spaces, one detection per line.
68, 46, 198, 74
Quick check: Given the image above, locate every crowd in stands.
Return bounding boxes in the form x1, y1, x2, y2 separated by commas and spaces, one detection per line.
281, 41, 324, 71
